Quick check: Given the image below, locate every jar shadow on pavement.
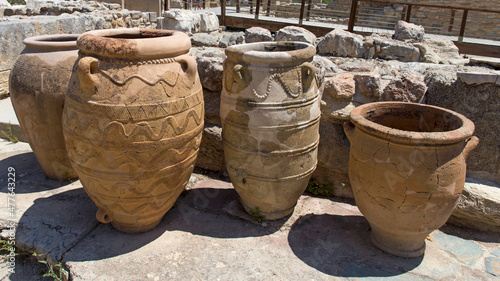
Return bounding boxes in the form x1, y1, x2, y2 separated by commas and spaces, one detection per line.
287, 213, 424, 277
16, 184, 285, 262
0, 152, 76, 193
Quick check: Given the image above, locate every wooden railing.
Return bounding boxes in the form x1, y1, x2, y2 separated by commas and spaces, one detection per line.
220, 0, 500, 43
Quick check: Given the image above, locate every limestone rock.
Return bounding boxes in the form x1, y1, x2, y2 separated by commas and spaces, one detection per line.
448, 179, 500, 232
191, 47, 226, 60
313, 55, 343, 77
381, 70, 427, 102
191, 33, 220, 47
373, 34, 421, 62
197, 123, 225, 172
275, 26, 317, 45
0, 0, 11, 8
313, 119, 353, 198
457, 71, 500, 85
163, 9, 194, 33
321, 73, 357, 123
199, 12, 219, 33
393, 20, 425, 42
414, 39, 465, 64
354, 72, 381, 99
317, 28, 367, 58
324, 73, 355, 100
203, 89, 222, 125
197, 56, 224, 92
219, 31, 244, 48
425, 70, 500, 185
245, 27, 273, 43
162, 9, 217, 34
339, 61, 375, 73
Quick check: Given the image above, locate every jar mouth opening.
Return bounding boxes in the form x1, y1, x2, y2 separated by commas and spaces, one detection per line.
350, 102, 475, 144
24, 34, 79, 50
225, 41, 316, 65
77, 28, 191, 59
363, 104, 462, 132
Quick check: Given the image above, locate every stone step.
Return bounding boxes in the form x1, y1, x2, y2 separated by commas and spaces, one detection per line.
0, 97, 26, 143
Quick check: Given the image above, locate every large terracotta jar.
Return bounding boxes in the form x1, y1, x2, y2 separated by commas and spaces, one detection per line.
221, 42, 320, 220
9, 34, 79, 180
62, 29, 204, 233
344, 102, 478, 257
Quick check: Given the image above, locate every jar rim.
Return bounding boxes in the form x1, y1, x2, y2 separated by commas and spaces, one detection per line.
225, 41, 316, 66
349, 102, 475, 145
23, 34, 79, 50
77, 28, 191, 59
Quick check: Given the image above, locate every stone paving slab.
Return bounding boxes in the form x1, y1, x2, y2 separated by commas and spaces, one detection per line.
0, 139, 499, 280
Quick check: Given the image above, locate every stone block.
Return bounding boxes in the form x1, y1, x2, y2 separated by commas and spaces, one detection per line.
317, 28, 367, 58
380, 70, 427, 102
219, 32, 244, 48
393, 20, 425, 42
448, 179, 500, 232
245, 27, 273, 43
199, 12, 219, 33
196, 56, 224, 92
457, 71, 499, 85
275, 26, 316, 45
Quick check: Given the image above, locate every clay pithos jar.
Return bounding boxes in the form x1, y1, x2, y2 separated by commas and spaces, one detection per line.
62, 29, 204, 233
9, 34, 79, 180
344, 102, 479, 257
221, 42, 320, 220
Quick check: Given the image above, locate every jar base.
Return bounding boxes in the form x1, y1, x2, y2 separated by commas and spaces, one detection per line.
241, 201, 295, 220
110, 220, 162, 234
370, 226, 426, 258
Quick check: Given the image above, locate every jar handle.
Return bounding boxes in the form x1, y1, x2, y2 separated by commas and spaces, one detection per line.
301, 62, 316, 92
233, 64, 250, 89
176, 55, 198, 87
96, 208, 112, 224
463, 136, 479, 159
77, 57, 100, 95
343, 120, 356, 142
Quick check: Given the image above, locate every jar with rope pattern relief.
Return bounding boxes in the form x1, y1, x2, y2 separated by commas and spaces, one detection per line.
62, 29, 204, 233
220, 41, 320, 220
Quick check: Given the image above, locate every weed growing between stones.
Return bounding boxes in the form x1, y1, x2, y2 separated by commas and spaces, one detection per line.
1, 123, 19, 143
32, 252, 68, 281
249, 207, 265, 222
306, 179, 334, 197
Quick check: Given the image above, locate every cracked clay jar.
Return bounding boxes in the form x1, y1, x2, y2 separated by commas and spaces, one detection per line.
63, 29, 203, 233
344, 101, 478, 257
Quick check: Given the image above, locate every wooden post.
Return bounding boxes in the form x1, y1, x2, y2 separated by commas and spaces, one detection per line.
165, 0, 170, 11
448, 10, 456, 33
266, 0, 271, 16
306, 0, 312, 21
255, 0, 261, 20
405, 4, 412, 22
250, 0, 253, 14
184, 0, 188, 10
348, 0, 358, 32
458, 9, 468, 42
121, 0, 125, 10
236, 0, 240, 13
299, 0, 306, 25
221, 0, 226, 26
